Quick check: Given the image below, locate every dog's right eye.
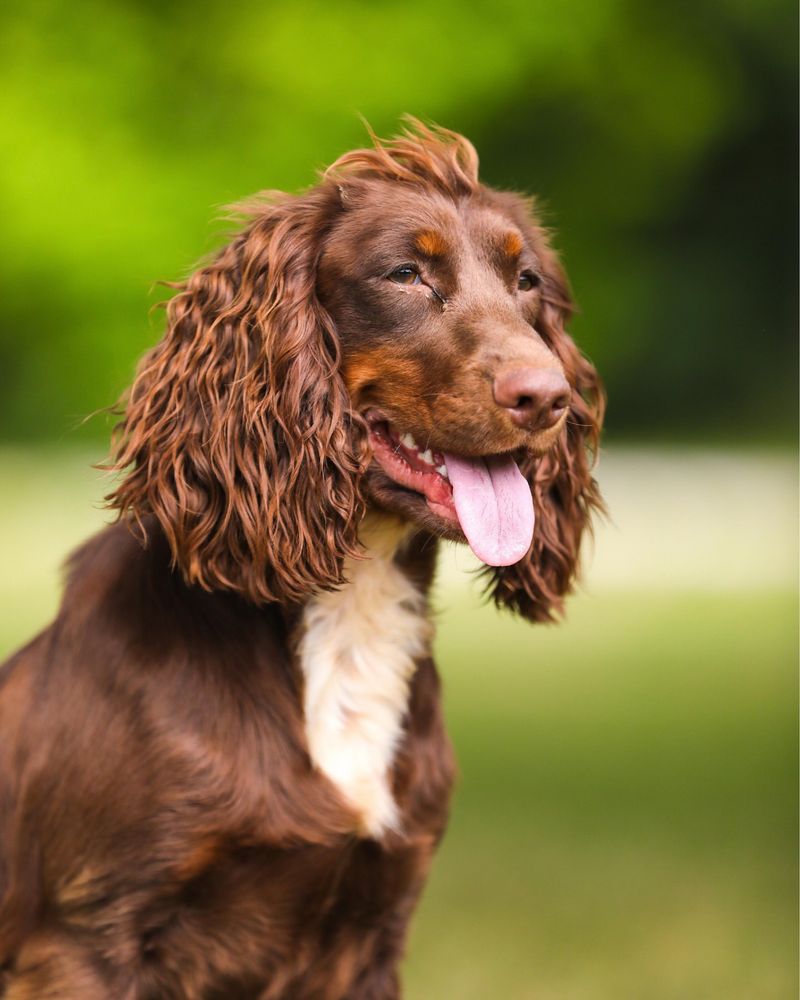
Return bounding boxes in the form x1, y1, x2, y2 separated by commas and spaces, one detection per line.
388, 266, 422, 286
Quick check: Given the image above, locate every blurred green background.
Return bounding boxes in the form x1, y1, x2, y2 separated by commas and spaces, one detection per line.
0, 1, 796, 997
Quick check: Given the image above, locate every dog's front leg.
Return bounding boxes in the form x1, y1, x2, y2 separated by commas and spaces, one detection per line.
348, 963, 400, 1000
345, 880, 428, 1000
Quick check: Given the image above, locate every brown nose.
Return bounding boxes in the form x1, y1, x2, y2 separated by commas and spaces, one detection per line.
493, 368, 571, 431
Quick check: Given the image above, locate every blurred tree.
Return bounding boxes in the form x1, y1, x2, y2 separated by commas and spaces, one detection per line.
0, 0, 795, 442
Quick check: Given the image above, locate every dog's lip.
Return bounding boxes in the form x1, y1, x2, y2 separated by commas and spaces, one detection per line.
365, 415, 458, 522
361, 409, 521, 462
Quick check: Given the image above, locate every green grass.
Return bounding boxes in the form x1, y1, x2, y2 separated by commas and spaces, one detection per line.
405, 587, 797, 999
0, 447, 797, 997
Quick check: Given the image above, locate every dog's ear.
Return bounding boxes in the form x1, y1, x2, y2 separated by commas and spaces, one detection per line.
106, 186, 369, 604
488, 207, 605, 622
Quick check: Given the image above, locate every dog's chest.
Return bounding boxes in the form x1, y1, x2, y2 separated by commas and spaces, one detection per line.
297, 519, 432, 837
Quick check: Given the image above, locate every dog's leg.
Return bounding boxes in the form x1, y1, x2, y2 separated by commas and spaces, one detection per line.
346, 882, 427, 1000
348, 961, 401, 1000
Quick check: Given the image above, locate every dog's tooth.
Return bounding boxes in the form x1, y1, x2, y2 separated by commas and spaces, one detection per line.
436, 464, 449, 479
419, 449, 434, 465
400, 433, 416, 450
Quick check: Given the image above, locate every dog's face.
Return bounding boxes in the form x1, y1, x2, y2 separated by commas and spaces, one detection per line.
318, 180, 571, 564
108, 123, 603, 617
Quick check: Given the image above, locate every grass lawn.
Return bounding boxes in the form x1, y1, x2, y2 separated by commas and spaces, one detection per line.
0, 447, 797, 997
406, 586, 797, 999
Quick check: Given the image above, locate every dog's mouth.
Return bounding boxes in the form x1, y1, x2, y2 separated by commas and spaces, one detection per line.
366, 414, 535, 567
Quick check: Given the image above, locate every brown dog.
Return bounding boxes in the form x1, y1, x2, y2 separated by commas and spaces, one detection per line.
0, 122, 603, 999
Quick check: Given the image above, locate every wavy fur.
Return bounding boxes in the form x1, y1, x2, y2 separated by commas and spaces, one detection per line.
106, 188, 371, 604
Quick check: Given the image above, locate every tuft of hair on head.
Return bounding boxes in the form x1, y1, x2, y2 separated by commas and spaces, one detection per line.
324, 115, 480, 200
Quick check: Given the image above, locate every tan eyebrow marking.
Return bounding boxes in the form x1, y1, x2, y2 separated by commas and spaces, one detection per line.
502, 231, 524, 259
414, 229, 449, 258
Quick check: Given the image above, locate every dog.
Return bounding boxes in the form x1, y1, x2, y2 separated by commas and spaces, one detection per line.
0, 122, 603, 999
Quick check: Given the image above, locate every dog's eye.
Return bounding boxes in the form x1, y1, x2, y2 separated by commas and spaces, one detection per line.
518, 271, 541, 292
388, 266, 422, 286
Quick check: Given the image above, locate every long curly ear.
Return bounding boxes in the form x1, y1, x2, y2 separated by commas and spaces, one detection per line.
489, 226, 606, 622
106, 186, 369, 604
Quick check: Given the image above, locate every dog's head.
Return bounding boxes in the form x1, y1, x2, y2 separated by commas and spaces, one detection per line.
108, 122, 604, 621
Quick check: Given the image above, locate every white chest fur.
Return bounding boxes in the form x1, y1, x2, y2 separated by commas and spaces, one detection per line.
298, 517, 432, 837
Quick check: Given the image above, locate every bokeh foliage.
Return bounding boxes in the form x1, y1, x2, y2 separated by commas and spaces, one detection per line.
0, 0, 796, 442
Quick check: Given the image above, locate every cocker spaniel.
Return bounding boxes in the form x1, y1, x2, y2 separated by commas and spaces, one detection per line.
0, 122, 603, 999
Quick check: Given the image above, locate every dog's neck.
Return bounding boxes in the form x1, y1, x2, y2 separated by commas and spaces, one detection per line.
297, 513, 434, 837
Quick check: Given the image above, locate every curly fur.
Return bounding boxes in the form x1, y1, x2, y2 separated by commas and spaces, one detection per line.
106, 187, 371, 604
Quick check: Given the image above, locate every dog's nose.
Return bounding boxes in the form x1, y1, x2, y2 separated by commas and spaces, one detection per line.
492, 368, 571, 431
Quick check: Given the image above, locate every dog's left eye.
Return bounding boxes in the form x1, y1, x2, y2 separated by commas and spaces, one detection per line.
518, 271, 541, 292
388, 266, 422, 286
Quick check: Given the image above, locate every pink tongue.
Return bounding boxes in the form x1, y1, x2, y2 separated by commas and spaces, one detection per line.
443, 453, 534, 566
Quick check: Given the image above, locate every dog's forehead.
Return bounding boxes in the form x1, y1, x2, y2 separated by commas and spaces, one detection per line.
331, 181, 524, 261
335, 182, 458, 239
